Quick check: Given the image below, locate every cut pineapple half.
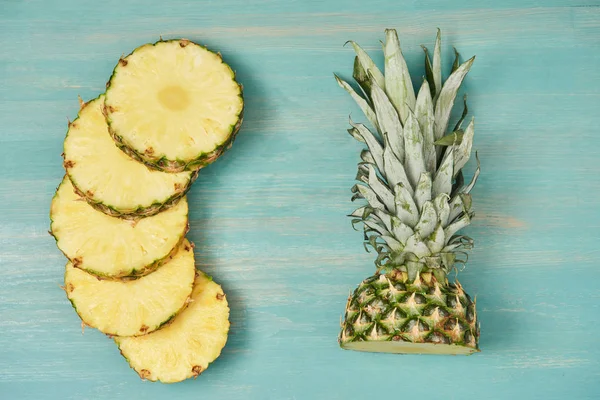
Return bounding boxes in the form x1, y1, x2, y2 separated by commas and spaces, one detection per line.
65, 239, 196, 336
64, 95, 197, 219
105, 39, 244, 173
115, 272, 230, 383
50, 176, 188, 278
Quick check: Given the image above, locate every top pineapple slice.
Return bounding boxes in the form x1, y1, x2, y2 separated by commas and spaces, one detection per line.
64, 95, 197, 218
105, 39, 244, 173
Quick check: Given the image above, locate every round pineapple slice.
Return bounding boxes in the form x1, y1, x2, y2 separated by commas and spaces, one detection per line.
64, 95, 197, 219
65, 239, 195, 337
50, 176, 188, 278
115, 272, 230, 382
105, 39, 244, 173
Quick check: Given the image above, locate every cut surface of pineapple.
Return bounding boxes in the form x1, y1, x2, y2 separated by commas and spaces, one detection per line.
65, 239, 196, 336
115, 272, 230, 383
64, 95, 196, 219
50, 176, 188, 278
105, 39, 244, 172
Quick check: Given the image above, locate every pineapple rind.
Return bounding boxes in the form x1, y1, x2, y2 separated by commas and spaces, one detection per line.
339, 270, 479, 354
65, 239, 196, 337
105, 39, 244, 173
64, 95, 198, 219
50, 176, 189, 278
115, 272, 230, 383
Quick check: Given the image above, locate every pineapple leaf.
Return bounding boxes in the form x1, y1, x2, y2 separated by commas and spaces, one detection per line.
391, 216, 414, 245
422, 46, 436, 99
414, 201, 438, 238
403, 111, 427, 188
349, 206, 369, 218
347, 128, 365, 143
433, 147, 454, 197
349, 119, 384, 172
415, 79, 436, 175
454, 117, 475, 175
453, 94, 468, 132
374, 209, 394, 233
451, 47, 461, 74
353, 184, 385, 210
433, 193, 451, 227
367, 164, 396, 212
336, 75, 380, 131
353, 56, 372, 98
461, 151, 480, 194
383, 133, 413, 193
393, 183, 419, 227
370, 76, 405, 163
381, 235, 403, 251
360, 149, 375, 165
434, 129, 464, 146
425, 223, 446, 254
347, 41, 385, 90
449, 193, 470, 223
364, 219, 390, 236
433, 56, 475, 141
383, 28, 416, 123
444, 213, 471, 239
404, 233, 432, 258
432, 28, 442, 103
414, 172, 432, 212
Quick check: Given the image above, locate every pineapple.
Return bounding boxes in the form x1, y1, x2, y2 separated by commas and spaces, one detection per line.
50, 176, 188, 278
115, 272, 230, 383
104, 39, 244, 173
64, 239, 196, 337
64, 95, 197, 219
335, 29, 481, 354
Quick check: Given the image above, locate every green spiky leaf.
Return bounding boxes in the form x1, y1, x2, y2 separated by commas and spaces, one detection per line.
415, 79, 436, 174
383, 29, 415, 123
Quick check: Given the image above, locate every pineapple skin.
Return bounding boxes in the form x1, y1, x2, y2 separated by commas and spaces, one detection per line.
340, 269, 479, 354
104, 39, 245, 173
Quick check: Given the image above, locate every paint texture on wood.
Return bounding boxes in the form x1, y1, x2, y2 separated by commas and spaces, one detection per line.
1, 1, 599, 399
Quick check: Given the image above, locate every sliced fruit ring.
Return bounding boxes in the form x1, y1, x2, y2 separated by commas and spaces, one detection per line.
50, 176, 188, 278
63, 95, 197, 219
65, 239, 196, 337
105, 39, 244, 173
115, 272, 230, 383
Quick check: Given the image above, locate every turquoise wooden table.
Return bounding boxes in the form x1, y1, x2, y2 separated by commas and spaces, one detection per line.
1, 0, 599, 399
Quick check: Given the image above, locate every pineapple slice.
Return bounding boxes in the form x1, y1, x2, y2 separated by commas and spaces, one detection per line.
50, 176, 188, 277
115, 272, 230, 382
65, 239, 196, 336
105, 39, 244, 173
64, 95, 197, 219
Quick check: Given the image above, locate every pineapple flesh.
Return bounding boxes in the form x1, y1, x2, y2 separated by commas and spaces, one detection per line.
336, 29, 480, 355
64, 95, 197, 219
50, 176, 188, 278
105, 39, 244, 173
115, 272, 230, 383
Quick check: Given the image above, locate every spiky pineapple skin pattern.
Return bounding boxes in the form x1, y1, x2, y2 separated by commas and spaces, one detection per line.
69, 174, 198, 220
340, 270, 479, 353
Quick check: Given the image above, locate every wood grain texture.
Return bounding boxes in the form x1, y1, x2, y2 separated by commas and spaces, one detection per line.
1, 0, 599, 399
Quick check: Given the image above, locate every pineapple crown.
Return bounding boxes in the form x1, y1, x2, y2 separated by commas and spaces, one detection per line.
335, 29, 480, 281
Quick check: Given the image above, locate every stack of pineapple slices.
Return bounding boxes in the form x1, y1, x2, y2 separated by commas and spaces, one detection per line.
49, 39, 243, 382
